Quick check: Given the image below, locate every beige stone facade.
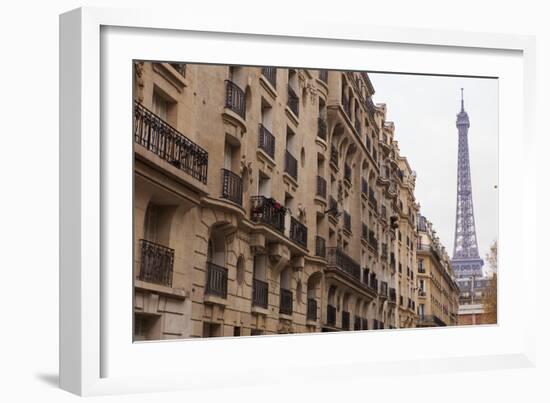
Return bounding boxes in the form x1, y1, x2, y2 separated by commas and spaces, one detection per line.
132, 61, 423, 340
416, 215, 460, 327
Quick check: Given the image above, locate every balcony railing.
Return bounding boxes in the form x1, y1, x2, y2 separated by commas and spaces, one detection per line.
134, 101, 208, 184
280, 288, 293, 315
220, 169, 243, 205
327, 304, 336, 326
287, 85, 299, 117
330, 144, 339, 166
261, 67, 277, 88
317, 117, 327, 140
362, 223, 368, 240
258, 124, 275, 159
361, 178, 368, 194
344, 163, 352, 182
327, 247, 361, 281
252, 278, 268, 308
250, 196, 286, 233
205, 262, 228, 298
289, 216, 308, 248
284, 150, 298, 180
343, 211, 351, 232
354, 315, 362, 331
418, 266, 426, 274
225, 80, 246, 119
315, 236, 326, 258
307, 298, 317, 321
316, 175, 327, 198
319, 69, 328, 83
138, 239, 174, 286
342, 311, 350, 330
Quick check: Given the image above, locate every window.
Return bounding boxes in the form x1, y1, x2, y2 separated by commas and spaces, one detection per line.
152, 92, 168, 121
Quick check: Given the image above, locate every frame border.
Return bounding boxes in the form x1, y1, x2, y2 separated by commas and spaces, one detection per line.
59, 6, 537, 396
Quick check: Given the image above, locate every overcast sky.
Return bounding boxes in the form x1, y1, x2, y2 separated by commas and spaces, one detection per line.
368, 73, 498, 270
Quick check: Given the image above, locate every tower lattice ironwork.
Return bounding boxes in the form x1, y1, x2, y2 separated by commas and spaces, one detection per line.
451, 89, 484, 278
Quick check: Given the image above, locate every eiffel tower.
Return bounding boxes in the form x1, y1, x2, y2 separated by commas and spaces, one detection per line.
451, 89, 484, 278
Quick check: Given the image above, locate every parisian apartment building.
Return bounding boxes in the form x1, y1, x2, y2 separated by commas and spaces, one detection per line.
416, 215, 460, 327
132, 61, 436, 340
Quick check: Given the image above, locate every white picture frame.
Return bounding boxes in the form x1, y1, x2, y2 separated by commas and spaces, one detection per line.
59, 6, 537, 396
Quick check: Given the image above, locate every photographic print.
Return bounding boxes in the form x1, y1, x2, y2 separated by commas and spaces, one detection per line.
132, 62, 498, 340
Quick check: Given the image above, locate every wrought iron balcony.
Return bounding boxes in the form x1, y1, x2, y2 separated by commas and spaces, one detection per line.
316, 175, 327, 198
289, 216, 308, 248
344, 163, 352, 182
330, 144, 339, 166
319, 69, 328, 83
342, 310, 350, 330
205, 262, 228, 299
252, 278, 268, 308
138, 239, 174, 286
258, 124, 275, 159
327, 247, 361, 281
327, 304, 336, 326
361, 178, 368, 194
287, 85, 299, 117
250, 196, 286, 233
317, 117, 327, 140
134, 101, 208, 184
343, 211, 351, 232
284, 150, 298, 181
354, 315, 362, 331
220, 168, 243, 205
261, 67, 277, 88
315, 236, 326, 258
418, 266, 426, 274
225, 80, 246, 119
381, 243, 388, 258
390, 252, 396, 266
307, 298, 317, 321
279, 288, 293, 315
362, 268, 369, 286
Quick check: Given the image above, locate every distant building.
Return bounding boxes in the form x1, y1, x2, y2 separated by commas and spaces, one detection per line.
416, 215, 460, 327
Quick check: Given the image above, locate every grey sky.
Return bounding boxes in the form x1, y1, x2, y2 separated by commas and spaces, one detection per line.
369, 73, 498, 270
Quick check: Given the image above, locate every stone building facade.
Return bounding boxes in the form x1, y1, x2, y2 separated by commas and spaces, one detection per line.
416, 215, 460, 327
132, 61, 421, 339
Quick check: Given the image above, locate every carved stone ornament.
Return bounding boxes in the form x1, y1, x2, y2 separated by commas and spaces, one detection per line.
134, 61, 145, 103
